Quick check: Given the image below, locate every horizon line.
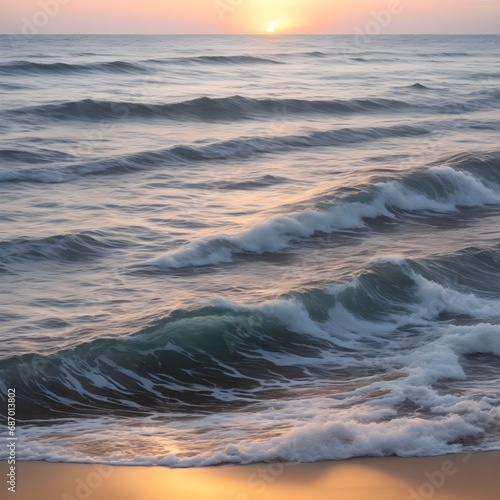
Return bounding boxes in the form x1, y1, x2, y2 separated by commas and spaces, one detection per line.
2, 32, 500, 36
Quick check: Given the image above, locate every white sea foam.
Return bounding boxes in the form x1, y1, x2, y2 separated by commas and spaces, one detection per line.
8, 297, 500, 466
154, 166, 500, 268
13, 401, 495, 467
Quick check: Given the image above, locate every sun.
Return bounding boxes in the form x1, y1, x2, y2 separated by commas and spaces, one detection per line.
267, 22, 278, 34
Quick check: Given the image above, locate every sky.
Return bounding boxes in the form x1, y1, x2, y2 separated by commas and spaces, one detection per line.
1, 0, 500, 34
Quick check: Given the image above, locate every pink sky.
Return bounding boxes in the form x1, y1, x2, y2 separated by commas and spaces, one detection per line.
2, 0, 500, 34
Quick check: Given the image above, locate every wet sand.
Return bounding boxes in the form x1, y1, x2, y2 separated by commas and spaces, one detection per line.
2, 451, 499, 500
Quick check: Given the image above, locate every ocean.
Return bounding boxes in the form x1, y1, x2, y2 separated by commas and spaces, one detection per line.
0, 34, 499, 467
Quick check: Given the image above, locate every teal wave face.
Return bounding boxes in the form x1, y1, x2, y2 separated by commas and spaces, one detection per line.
3, 245, 500, 419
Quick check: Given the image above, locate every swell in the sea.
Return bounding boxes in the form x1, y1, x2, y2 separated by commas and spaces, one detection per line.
1, 245, 499, 466
6, 87, 500, 123
2, 245, 500, 415
2, 151, 499, 269
0, 123, 431, 183
0, 55, 282, 76
153, 152, 500, 268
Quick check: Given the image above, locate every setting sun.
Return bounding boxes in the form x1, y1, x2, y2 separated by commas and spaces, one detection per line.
267, 22, 277, 33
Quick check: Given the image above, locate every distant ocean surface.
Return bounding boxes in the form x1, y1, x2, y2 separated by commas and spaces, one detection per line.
1, 35, 500, 467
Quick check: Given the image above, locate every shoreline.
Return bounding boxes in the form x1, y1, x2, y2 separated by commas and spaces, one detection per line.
2, 451, 499, 500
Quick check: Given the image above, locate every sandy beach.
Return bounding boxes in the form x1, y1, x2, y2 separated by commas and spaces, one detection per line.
3, 451, 499, 500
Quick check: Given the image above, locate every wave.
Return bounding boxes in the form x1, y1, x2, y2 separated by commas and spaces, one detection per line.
474, 88, 500, 104
186, 174, 290, 191
7, 95, 415, 122
10, 87, 500, 124
0, 60, 150, 75
466, 72, 500, 80
0, 123, 430, 183
153, 152, 500, 268
417, 52, 470, 58
0, 53, 322, 79
0, 231, 127, 265
0, 82, 29, 90
1, 251, 499, 419
304, 51, 328, 57
150, 54, 283, 65
407, 83, 433, 90
0, 147, 74, 164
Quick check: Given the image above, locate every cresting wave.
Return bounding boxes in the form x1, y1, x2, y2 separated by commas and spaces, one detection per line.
8, 51, 470, 78
416, 51, 470, 57
3, 152, 499, 267
151, 54, 283, 65
0, 82, 30, 90
0, 123, 430, 183
406, 83, 433, 90
0, 60, 150, 75
0, 231, 128, 265
1, 250, 500, 465
2, 249, 500, 412
154, 152, 500, 268
0, 147, 74, 164
0, 55, 281, 76
7, 95, 414, 122
8, 88, 500, 124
